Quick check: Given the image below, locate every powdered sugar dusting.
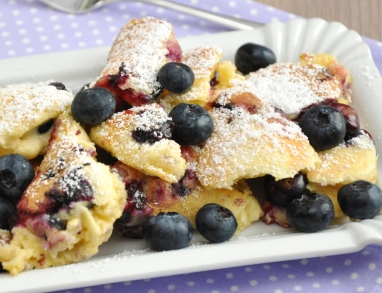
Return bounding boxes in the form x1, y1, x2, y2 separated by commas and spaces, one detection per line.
0, 81, 73, 138
246, 63, 341, 116
96, 17, 175, 96
182, 46, 222, 78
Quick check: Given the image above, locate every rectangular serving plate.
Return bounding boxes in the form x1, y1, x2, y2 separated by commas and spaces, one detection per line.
1, 18, 382, 293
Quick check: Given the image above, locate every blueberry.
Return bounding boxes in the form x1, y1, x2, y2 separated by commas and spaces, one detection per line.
0, 154, 35, 202
169, 103, 213, 145
338, 180, 382, 219
195, 203, 238, 243
143, 212, 193, 251
0, 197, 17, 230
235, 43, 276, 74
49, 81, 67, 91
264, 172, 309, 208
158, 62, 194, 94
37, 118, 55, 134
286, 193, 335, 233
71, 87, 116, 125
298, 105, 346, 151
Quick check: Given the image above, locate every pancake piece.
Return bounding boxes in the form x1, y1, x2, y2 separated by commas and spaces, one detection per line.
91, 17, 182, 108
0, 112, 126, 275
196, 81, 320, 189
0, 81, 73, 159
113, 147, 261, 237
159, 46, 222, 112
245, 53, 352, 119
90, 104, 187, 183
306, 131, 378, 186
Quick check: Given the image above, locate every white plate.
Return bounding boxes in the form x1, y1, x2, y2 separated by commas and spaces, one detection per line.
1, 18, 382, 293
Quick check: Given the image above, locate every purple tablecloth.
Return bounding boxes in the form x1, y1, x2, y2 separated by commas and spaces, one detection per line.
1, 1, 382, 292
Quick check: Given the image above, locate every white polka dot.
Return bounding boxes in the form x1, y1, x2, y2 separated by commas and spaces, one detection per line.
12, 10, 20, 15
15, 20, 23, 25
5, 41, 12, 45
263, 265, 271, 269
344, 259, 352, 266
250, 280, 258, 286
57, 34, 65, 39
124, 281, 131, 286
231, 286, 239, 292
78, 42, 86, 47
105, 16, 113, 22
294, 286, 302, 291
275, 290, 283, 293
156, 7, 165, 14
167, 284, 175, 290
19, 29, 27, 34
181, 24, 189, 30
300, 259, 308, 265
50, 15, 58, 21
30, 7, 37, 13
362, 250, 370, 255
312, 283, 320, 288
84, 288, 92, 293
71, 23, 79, 28
8, 50, 15, 56
103, 284, 111, 289
211, 6, 219, 12
282, 264, 289, 268
143, 278, 150, 282
88, 20, 96, 26
178, 14, 185, 20
376, 277, 382, 284
119, 3, 126, 9
40, 36, 48, 41
351, 273, 359, 279
229, 1, 236, 7
61, 43, 68, 48
44, 45, 51, 50
67, 14, 75, 19
109, 26, 117, 32
357, 287, 365, 292
267, 6, 275, 11
199, 21, 206, 27
191, 0, 198, 4
2, 31, 9, 37
26, 47, 34, 53
148, 290, 155, 293
288, 274, 295, 279
74, 32, 82, 37
307, 272, 314, 277
332, 280, 340, 285
211, 291, 219, 293
326, 267, 333, 273
0, 22, 5, 27
269, 276, 277, 281
54, 24, 61, 30
33, 18, 41, 23
123, 14, 130, 19
226, 273, 233, 279
207, 278, 214, 284
22, 38, 30, 43
140, 11, 147, 16
245, 267, 252, 272
92, 29, 100, 35
369, 263, 376, 270
187, 282, 194, 286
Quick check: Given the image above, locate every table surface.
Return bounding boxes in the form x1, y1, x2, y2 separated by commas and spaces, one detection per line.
1, 1, 382, 293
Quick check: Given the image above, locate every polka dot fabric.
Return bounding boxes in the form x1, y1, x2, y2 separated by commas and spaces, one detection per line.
1, 1, 382, 293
